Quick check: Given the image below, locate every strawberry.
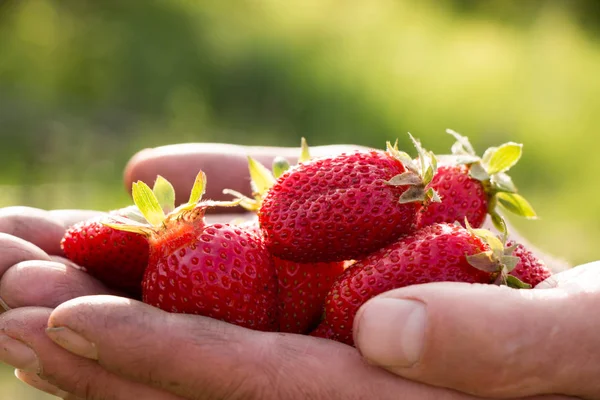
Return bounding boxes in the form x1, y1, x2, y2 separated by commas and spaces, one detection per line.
311, 222, 531, 346
507, 241, 552, 287
241, 220, 346, 334
61, 205, 149, 297
258, 136, 440, 263
106, 172, 279, 331
276, 257, 346, 333
417, 130, 537, 231
418, 164, 489, 228
229, 148, 347, 334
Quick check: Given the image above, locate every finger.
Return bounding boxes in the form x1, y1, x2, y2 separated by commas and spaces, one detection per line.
46, 296, 576, 400
48, 210, 106, 229
0, 260, 118, 309
49, 255, 85, 271
124, 143, 367, 207
15, 369, 71, 398
0, 233, 52, 277
204, 212, 256, 225
353, 267, 600, 399
535, 260, 600, 290
0, 307, 186, 400
0, 207, 67, 256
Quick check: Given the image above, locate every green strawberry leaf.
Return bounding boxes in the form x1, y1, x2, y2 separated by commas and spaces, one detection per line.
398, 186, 426, 203
481, 146, 497, 166
132, 181, 165, 227
495, 192, 537, 219
408, 133, 427, 172
272, 156, 291, 178
431, 152, 438, 172
222, 189, 259, 211
485, 142, 522, 175
103, 221, 154, 236
505, 275, 532, 289
504, 242, 518, 255
188, 171, 207, 205
489, 211, 505, 234
423, 165, 434, 186
426, 187, 442, 203
491, 172, 518, 193
152, 175, 175, 214
465, 218, 504, 259
500, 255, 520, 272
447, 129, 476, 156
386, 172, 423, 186
466, 251, 499, 273
386, 141, 414, 167
248, 157, 276, 196
299, 137, 311, 163
469, 162, 490, 182
487, 198, 507, 235
445, 154, 481, 166
113, 205, 148, 224
406, 132, 438, 184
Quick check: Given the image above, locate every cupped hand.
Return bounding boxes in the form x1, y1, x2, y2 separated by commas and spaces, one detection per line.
0, 207, 112, 311
0, 142, 584, 400
0, 295, 577, 400
353, 262, 600, 399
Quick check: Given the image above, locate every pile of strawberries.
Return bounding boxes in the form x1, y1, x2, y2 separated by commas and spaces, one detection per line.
61, 131, 550, 346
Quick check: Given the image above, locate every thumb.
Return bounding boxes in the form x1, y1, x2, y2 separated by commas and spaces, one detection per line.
353, 270, 600, 399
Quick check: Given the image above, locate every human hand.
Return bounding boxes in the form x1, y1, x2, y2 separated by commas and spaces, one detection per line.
0, 295, 576, 400
0, 142, 581, 399
0, 207, 114, 311
353, 261, 600, 399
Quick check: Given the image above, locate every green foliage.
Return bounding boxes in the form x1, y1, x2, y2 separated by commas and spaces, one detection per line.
0, 1, 599, 273
3, 1, 600, 396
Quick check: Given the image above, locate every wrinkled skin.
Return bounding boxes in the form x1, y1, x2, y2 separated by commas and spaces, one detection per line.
0, 143, 591, 400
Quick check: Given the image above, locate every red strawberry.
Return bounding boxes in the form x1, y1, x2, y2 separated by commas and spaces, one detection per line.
108, 172, 279, 331
418, 164, 488, 228
311, 222, 526, 346
417, 130, 536, 231
226, 144, 351, 333
238, 220, 345, 334
507, 241, 552, 287
61, 206, 149, 297
276, 257, 346, 333
258, 137, 439, 263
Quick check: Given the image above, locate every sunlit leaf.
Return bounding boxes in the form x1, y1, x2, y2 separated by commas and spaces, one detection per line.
446, 129, 476, 156
496, 192, 537, 219
486, 143, 522, 175
272, 156, 291, 178
299, 137, 311, 163
132, 181, 165, 227
187, 171, 207, 205
248, 157, 276, 195
469, 162, 490, 181
152, 175, 175, 214
386, 172, 422, 186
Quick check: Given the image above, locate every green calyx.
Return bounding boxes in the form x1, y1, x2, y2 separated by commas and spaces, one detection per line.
105, 171, 239, 237
224, 137, 311, 212
446, 129, 537, 232
463, 218, 531, 289
385, 133, 441, 205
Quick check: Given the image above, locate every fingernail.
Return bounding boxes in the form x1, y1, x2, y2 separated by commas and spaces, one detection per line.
15, 369, 69, 398
0, 334, 40, 372
0, 296, 11, 311
46, 327, 98, 360
354, 298, 427, 368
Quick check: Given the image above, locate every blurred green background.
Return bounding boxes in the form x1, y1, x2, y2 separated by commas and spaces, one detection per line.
2, 0, 600, 397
